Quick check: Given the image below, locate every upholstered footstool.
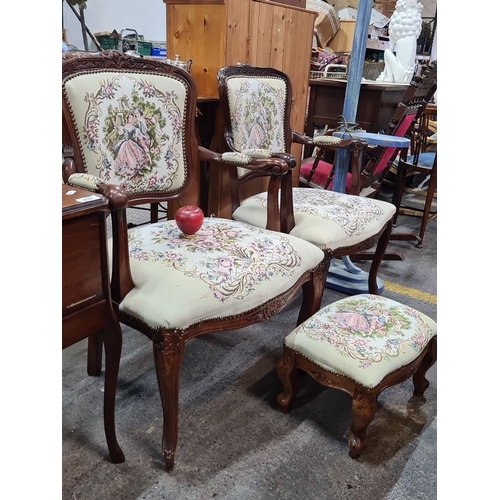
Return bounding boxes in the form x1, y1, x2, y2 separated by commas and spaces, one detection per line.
276, 294, 437, 458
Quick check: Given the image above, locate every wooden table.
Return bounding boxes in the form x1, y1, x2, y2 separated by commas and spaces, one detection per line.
62, 184, 124, 463
305, 79, 408, 158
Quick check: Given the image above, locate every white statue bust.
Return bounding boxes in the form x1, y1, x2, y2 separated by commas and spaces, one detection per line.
377, 0, 423, 84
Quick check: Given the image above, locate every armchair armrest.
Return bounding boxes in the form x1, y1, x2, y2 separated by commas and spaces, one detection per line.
198, 145, 293, 232
105, 185, 134, 305
62, 156, 133, 303
63, 157, 103, 193
298, 129, 369, 196
67, 173, 103, 193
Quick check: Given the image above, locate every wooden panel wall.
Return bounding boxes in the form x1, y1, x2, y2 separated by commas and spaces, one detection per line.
166, 3, 226, 98
164, 0, 317, 218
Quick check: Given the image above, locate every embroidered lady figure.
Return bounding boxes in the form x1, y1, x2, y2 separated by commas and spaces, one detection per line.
113, 111, 150, 177
133, 107, 152, 153
333, 310, 387, 334
246, 99, 270, 149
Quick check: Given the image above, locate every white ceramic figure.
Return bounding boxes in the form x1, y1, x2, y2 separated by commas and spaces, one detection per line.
377, 0, 423, 84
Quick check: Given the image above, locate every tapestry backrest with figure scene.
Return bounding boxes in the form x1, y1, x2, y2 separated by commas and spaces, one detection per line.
62, 54, 196, 199
225, 76, 287, 154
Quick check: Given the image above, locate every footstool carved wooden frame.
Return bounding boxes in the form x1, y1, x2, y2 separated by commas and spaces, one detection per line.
276, 294, 437, 458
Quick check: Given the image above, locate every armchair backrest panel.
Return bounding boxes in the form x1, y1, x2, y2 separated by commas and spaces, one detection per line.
225, 76, 288, 153
62, 51, 200, 204
218, 64, 294, 156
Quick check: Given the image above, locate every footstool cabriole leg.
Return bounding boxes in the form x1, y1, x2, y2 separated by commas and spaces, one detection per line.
276, 347, 298, 413
348, 388, 378, 459
413, 336, 437, 398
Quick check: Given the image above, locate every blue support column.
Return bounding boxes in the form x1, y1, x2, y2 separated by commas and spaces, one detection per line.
332, 0, 373, 193
325, 0, 385, 294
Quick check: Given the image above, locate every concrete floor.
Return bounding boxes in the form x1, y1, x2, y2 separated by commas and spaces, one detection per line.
62, 196, 437, 500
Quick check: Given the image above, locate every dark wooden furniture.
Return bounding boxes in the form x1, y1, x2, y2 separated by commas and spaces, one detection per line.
62, 184, 124, 464
63, 51, 327, 472
391, 103, 437, 248
304, 79, 408, 158
217, 63, 394, 294
276, 295, 437, 459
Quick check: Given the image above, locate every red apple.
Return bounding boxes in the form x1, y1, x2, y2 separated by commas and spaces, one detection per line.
175, 205, 204, 236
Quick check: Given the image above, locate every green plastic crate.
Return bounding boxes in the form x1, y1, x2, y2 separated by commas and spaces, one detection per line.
137, 41, 152, 56
95, 35, 118, 50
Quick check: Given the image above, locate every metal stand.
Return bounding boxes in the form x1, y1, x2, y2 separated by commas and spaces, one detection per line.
326, 258, 384, 295
65, 0, 103, 51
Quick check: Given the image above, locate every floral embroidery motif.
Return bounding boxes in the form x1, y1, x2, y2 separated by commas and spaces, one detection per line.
128, 219, 302, 302
251, 189, 386, 236
71, 73, 187, 195
229, 78, 286, 152
299, 296, 433, 368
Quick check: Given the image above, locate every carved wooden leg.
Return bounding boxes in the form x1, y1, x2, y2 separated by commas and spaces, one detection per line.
276, 347, 298, 414
367, 222, 392, 294
153, 332, 185, 472
416, 160, 437, 249
87, 331, 103, 376
102, 321, 125, 463
296, 257, 329, 326
413, 336, 437, 398
391, 160, 408, 226
348, 389, 378, 458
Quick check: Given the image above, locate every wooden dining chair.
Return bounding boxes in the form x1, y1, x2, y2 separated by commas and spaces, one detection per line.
300, 61, 437, 201
299, 61, 437, 259
390, 103, 437, 248
62, 50, 329, 471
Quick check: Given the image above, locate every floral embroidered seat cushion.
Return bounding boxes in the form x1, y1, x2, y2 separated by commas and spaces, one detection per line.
232, 188, 396, 252
283, 294, 437, 388
119, 217, 324, 329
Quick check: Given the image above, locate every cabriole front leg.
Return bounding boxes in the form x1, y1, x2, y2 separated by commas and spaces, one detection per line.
153, 331, 185, 472
413, 336, 437, 398
102, 321, 125, 463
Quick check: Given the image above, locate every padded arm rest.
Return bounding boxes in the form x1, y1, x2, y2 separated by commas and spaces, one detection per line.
293, 129, 367, 153
67, 173, 103, 192
198, 146, 292, 175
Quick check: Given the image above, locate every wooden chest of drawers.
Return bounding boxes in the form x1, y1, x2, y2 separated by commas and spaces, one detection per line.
62, 183, 124, 463
62, 185, 112, 352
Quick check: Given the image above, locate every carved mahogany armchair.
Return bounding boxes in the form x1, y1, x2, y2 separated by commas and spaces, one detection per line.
62, 51, 328, 471
217, 63, 396, 293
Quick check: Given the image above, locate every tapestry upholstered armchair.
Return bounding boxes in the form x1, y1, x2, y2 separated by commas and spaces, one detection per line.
216, 63, 395, 292
62, 51, 328, 471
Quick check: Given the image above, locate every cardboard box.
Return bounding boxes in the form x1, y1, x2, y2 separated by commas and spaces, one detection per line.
326, 0, 358, 11
366, 38, 390, 50
307, 0, 341, 47
337, 7, 390, 28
